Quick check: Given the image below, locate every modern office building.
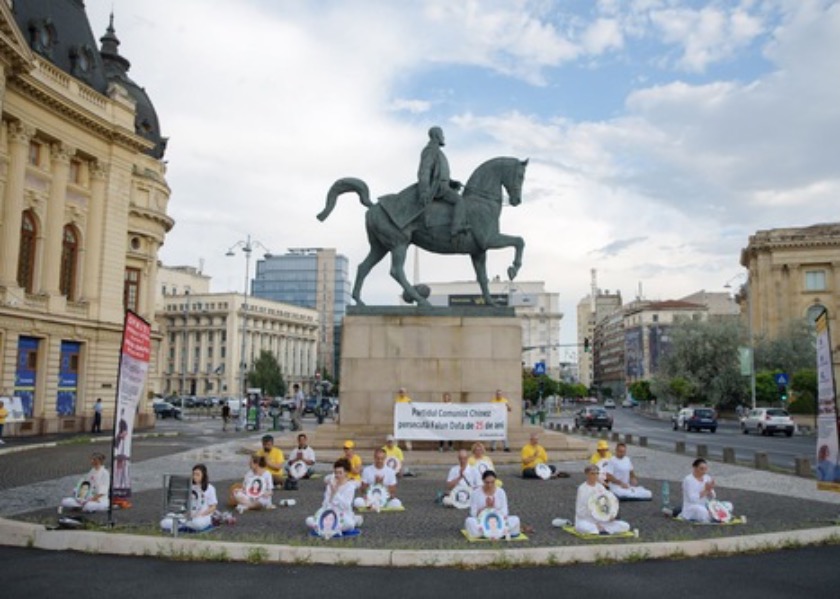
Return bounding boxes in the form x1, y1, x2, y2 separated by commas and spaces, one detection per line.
252, 248, 351, 379
0, 2, 172, 436
156, 292, 318, 398
423, 278, 564, 378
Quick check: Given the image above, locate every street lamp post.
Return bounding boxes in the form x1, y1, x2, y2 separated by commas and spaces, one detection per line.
181, 286, 190, 396
726, 274, 756, 410
226, 235, 272, 404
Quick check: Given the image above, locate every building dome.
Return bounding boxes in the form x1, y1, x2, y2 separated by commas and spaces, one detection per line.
99, 14, 168, 159
12, 1, 167, 159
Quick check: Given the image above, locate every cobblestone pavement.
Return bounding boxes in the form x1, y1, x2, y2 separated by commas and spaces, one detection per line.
3, 427, 840, 550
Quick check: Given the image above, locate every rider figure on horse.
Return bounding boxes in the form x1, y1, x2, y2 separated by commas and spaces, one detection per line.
418, 126, 470, 237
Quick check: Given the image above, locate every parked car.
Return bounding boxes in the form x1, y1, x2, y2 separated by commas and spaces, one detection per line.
603, 399, 616, 409
303, 396, 319, 415
741, 407, 794, 437
621, 398, 639, 408
574, 407, 613, 431
673, 407, 717, 433
153, 401, 182, 419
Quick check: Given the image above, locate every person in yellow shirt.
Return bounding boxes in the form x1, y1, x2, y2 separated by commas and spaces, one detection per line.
590, 439, 613, 465
394, 388, 413, 450
521, 432, 557, 478
490, 389, 511, 452
383, 434, 415, 477
342, 440, 363, 482
0, 398, 8, 445
256, 434, 285, 485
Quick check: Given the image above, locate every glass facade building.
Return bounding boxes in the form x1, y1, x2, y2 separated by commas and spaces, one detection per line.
253, 249, 351, 379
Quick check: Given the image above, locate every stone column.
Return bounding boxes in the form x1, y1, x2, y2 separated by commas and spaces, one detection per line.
0, 122, 34, 287
41, 142, 74, 296
82, 161, 107, 302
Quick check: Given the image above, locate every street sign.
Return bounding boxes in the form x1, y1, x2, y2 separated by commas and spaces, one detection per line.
533, 362, 546, 376
774, 373, 789, 386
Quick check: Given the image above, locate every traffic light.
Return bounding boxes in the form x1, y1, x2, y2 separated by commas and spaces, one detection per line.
777, 383, 788, 403
583, 337, 590, 353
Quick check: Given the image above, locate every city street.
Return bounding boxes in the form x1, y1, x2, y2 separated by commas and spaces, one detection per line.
2, 544, 839, 598
555, 405, 816, 472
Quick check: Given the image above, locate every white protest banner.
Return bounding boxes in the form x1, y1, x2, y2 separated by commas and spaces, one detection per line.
110, 311, 151, 507
394, 402, 508, 441
815, 309, 840, 492
0, 396, 26, 423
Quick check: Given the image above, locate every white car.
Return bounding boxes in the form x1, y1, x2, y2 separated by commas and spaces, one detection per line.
741, 408, 795, 437
603, 399, 616, 409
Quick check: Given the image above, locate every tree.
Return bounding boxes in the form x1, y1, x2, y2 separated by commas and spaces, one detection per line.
789, 368, 817, 414
628, 380, 655, 403
247, 350, 286, 397
652, 320, 746, 409
754, 320, 816, 374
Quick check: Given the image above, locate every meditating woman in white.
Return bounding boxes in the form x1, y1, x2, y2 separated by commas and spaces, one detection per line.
680, 458, 733, 522
465, 469, 520, 538
574, 464, 630, 535
60, 452, 110, 513
161, 463, 217, 532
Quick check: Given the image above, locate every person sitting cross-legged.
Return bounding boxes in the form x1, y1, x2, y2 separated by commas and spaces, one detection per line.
464, 469, 521, 539
521, 432, 557, 479
603, 442, 652, 500
574, 464, 631, 536
353, 448, 402, 510
443, 449, 481, 507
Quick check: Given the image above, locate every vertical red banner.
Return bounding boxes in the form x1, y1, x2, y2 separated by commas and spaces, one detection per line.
111, 311, 151, 504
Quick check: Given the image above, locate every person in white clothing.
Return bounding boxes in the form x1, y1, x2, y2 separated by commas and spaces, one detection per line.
574, 464, 631, 535
464, 470, 521, 538
233, 454, 274, 513
678, 458, 733, 522
285, 433, 317, 479
604, 443, 652, 500
353, 448, 402, 509
306, 458, 363, 532
443, 449, 481, 507
161, 464, 218, 532
60, 452, 110, 513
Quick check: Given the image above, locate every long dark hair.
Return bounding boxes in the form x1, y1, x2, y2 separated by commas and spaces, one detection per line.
192, 464, 209, 491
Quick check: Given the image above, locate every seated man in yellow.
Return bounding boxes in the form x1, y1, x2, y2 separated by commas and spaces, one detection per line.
256, 434, 285, 486
383, 434, 414, 477
521, 433, 556, 479
590, 439, 613, 464
342, 440, 363, 482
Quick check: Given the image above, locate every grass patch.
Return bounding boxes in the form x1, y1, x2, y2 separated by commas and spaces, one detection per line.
246, 546, 269, 564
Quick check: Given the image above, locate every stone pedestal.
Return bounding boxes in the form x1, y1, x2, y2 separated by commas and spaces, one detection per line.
311, 307, 588, 460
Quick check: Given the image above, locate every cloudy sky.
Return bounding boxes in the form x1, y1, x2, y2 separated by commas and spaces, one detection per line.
86, 0, 840, 351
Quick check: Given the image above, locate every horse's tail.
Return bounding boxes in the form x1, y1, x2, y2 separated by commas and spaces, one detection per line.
317, 177, 372, 222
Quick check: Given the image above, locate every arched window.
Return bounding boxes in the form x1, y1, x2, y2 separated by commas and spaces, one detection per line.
59, 225, 79, 299
17, 211, 37, 293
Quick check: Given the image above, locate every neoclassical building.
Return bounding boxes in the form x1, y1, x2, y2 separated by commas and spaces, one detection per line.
157, 292, 319, 399
0, 2, 172, 435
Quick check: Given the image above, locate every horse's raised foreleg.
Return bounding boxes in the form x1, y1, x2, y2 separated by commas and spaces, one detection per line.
470, 252, 496, 305
353, 242, 388, 306
485, 233, 524, 281
390, 244, 430, 306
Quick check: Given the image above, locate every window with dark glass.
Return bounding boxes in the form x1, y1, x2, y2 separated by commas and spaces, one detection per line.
124, 267, 141, 312
59, 225, 79, 299
17, 211, 37, 293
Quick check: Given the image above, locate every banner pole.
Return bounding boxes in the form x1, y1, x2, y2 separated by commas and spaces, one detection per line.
107, 311, 131, 525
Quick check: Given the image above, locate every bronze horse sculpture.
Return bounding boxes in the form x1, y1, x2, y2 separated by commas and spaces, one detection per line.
317, 156, 528, 306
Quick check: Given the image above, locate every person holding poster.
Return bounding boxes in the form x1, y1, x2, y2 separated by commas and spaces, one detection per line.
161, 464, 218, 532
438, 392, 455, 452
489, 389, 511, 452
233, 454, 275, 513
0, 398, 7, 444
394, 387, 413, 451
464, 469, 520, 538
59, 452, 110, 513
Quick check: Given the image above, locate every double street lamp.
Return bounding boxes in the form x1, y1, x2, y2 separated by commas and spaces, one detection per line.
226, 235, 272, 400
725, 273, 756, 410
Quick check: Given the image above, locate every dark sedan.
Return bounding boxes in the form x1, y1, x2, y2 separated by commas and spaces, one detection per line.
574, 407, 613, 431
152, 401, 182, 419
